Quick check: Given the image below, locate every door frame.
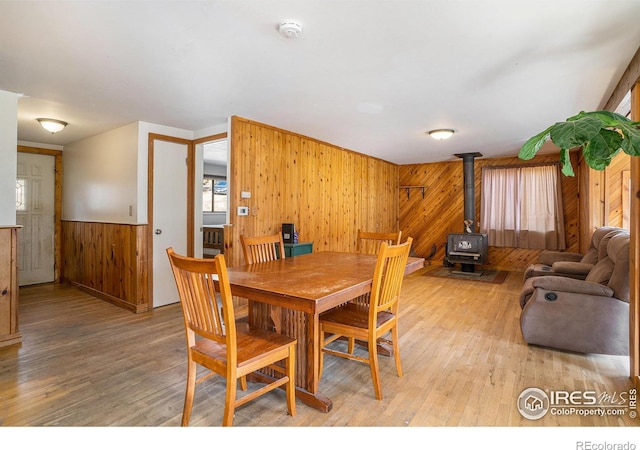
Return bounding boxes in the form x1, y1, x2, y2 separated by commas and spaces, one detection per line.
147, 133, 194, 309
146, 132, 229, 309
194, 131, 229, 254
16, 145, 62, 283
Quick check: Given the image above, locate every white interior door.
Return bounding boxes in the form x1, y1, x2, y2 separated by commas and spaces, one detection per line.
152, 140, 188, 307
16, 152, 55, 286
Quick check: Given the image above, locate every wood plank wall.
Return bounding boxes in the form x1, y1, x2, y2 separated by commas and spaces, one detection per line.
60, 221, 149, 313
399, 152, 581, 271
578, 156, 599, 253
606, 152, 631, 228
577, 151, 631, 252
228, 116, 399, 267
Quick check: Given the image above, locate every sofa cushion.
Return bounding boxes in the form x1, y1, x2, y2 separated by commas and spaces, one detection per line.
551, 261, 593, 275
519, 276, 537, 308
531, 276, 614, 297
539, 251, 583, 266
584, 257, 614, 285
606, 232, 631, 303
579, 248, 598, 265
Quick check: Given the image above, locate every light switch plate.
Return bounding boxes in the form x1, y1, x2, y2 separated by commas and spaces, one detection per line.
237, 206, 249, 216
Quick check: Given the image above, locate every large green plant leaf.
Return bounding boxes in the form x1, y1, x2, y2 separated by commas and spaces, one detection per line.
618, 121, 640, 156
549, 116, 602, 149
519, 110, 640, 176
583, 129, 622, 171
518, 126, 552, 160
568, 110, 629, 127
559, 148, 574, 176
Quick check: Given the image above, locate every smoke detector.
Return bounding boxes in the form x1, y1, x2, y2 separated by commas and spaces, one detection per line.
279, 21, 303, 39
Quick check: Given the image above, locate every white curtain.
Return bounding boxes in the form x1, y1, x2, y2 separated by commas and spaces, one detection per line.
480, 164, 565, 250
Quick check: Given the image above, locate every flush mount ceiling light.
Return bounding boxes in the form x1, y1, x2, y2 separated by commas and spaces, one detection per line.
428, 129, 455, 140
278, 20, 303, 39
37, 118, 68, 134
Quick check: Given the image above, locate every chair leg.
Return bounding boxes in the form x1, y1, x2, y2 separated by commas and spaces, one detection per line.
222, 375, 237, 426
347, 337, 355, 354
182, 359, 197, 426
368, 338, 383, 400
239, 376, 248, 391
286, 347, 297, 416
392, 325, 403, 378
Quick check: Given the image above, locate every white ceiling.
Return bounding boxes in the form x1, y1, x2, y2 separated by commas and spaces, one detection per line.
203, 139, 228, 165
2, 0, 640, 165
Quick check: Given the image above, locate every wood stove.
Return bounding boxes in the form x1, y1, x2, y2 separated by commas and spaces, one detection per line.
445, 152, 489, 273
447, 233, 488, 271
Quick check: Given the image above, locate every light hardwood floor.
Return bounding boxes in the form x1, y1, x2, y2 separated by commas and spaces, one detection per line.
1, 267, 637, 427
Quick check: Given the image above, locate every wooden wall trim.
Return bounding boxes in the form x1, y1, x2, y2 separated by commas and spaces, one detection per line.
629, 82, 640, 385
17, 145, 62, 157
193, 132, 227, 145
603, 45, 640, 112
604, 47, 640, 386
17, 145, 63, 282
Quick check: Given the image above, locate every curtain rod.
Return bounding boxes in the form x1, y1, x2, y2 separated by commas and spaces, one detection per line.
482, 161, 559, 170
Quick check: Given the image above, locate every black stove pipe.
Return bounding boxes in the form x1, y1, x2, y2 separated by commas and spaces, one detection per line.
455, 152, 482, 234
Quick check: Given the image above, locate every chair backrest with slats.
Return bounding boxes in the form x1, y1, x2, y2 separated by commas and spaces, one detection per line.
357, 230, 402, 255
240, 233, 286, 264
368, 237, 413, 326
167, 248, 237, 359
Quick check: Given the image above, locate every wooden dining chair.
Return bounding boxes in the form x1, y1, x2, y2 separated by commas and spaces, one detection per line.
166, 248, 296, 426
357, 229, 402, 255
353, 229, 403, 307
318, 237, 413, 400
202, 226, 224, 256
240, 233, 286, 264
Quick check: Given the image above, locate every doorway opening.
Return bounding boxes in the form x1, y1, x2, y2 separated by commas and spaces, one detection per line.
200, 136, 228, 259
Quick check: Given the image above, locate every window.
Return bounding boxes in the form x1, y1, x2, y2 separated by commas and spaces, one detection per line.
16, 179, 26, 211
203, 176, 227, 213
480, 164, 565, 250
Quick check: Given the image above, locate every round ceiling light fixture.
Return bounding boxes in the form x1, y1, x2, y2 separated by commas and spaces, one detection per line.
278, 21, 303, 39
428, 129, 455, 140
37, 118, 68, 134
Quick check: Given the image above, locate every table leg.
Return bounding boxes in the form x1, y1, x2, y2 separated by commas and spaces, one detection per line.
248, 302, 333, 413
270, 305, 282, 333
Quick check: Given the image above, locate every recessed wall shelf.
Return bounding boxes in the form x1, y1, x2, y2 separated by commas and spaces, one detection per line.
399, 185, 427, 199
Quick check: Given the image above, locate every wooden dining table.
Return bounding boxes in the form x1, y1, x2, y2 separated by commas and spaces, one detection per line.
225, 251, 424, 413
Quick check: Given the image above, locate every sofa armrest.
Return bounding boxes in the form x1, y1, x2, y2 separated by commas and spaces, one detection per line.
531, 276, 614, 297
538, 251, 583, 266
520, 287, 629, 355
551, 261, 594, 276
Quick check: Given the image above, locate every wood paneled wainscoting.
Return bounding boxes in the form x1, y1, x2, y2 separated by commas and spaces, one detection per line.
61, 221, 149, 313
0, 226, 21, 347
